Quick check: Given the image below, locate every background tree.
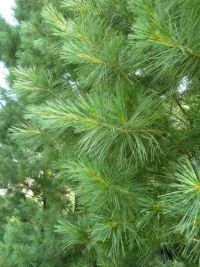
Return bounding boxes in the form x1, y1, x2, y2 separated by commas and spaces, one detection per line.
0, 0, 73, 266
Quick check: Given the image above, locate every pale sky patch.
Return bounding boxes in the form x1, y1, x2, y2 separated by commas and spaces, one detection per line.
0, 0, 17, 90
0, 0, 17, 25
0, 62, 9, 89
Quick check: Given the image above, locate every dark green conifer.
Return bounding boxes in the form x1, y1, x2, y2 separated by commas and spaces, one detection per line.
0, 0, 200, 266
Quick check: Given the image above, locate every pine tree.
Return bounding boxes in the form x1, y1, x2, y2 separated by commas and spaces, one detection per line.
0, 0, 73, 266
1, 0, 200, 266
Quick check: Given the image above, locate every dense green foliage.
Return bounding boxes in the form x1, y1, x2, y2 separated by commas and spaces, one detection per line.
0, 0, 200, 266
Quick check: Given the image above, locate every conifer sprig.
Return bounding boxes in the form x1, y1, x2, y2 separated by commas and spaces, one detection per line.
129, 0, 200, 82
161, 157, 200, 258
23, 91, 162, 162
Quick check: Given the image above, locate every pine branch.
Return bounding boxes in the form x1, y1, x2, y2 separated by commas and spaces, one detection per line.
24, 91, 162, 162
